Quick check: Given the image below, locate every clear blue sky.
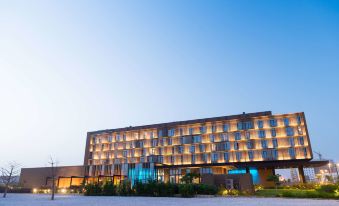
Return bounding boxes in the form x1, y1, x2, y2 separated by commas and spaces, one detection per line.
0, 0, 338, 167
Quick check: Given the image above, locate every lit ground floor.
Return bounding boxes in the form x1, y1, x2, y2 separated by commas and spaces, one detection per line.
1, 194, 338, 206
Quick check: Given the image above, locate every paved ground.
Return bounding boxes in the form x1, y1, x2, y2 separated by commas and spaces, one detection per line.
0, 194, 338, 206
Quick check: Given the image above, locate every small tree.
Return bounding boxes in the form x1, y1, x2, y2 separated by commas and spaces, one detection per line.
0, 162, 20, 198
180, 173, 200, 184
266, 174, 281, 190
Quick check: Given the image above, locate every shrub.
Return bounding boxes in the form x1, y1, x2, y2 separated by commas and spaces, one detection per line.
194, 184, 217, 195
102, 181, 116, 196
179, 184, 196, 197
84, 183, 102, 196
117, 180, 133, 196
316, 184, 339, 193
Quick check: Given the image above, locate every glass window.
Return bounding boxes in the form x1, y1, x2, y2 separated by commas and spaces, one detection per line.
298, 136, 304, 145
288, 148, 296, 158
223, 124, 229, 132
261, 140, 268, 148
179, 128, 184, 136
190, 145, 195, 153
271, 128, 276, 137
193, 135, 202, 143
245, 131, 251, 139
286, 127, 294, 136
191, 154, 196, 164
158, 130, 163, 138
199, 144, 205, 152
167, 138, 172, 145
168, 129, 175, 137
220, 133, 229, 141
272, 149, 278, 159
258, 130, 266, 138
303, 147, 307, 157
297, 116, 302, 125
224, 152, 229, 162
209, 134, 215, 142
237, 122, 243, 130
211, 153, 219, 162
123, 150, 128, 157
234, 142, 239, 150
178, 146, 183, 154
257, 120, 264, 129
247, 141, 253, 149
234, 132, 241, 140
289, 137, 295, 147
272, 138, 278, 148
248, 151, 254, 160
262, 150, 268, 159
236, 152, 242, 161
200, 126, 207, 134
211, 125, 217, 133
297, 126, 303, 135
269, 119, 277, 127
284, 118, 290, 126
189, 128, 194, 135
202, 154, 208, 162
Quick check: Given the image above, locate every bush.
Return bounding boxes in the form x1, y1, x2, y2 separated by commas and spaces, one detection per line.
84, 183, 102, 196
102, 181, 116, 196
179, 184, 196, 197
117, 180, 133, 196
194, 184, 217, 195
316, 184, 339, 193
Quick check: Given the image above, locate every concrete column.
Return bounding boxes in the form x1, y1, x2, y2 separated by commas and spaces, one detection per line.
298, 166, 306, 183
246, 167, 250, 174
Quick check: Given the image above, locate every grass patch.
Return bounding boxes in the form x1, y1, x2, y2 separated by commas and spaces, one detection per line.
255, 189, 339, 199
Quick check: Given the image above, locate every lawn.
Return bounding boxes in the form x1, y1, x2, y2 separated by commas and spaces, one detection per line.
255, 189, 339, 199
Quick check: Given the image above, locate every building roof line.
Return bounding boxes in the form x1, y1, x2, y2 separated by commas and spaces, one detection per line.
88, 111, 273, 135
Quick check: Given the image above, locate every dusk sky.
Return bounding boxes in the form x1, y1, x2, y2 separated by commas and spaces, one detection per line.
0, 0, 338, 168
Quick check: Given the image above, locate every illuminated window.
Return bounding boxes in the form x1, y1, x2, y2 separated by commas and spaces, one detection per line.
223, 124, 229, 132
236, 152, 242, 161
297, 126, 303, 135
258, 130, 266, 138
257, 120, 264, 129
193, 135, 202, 143
199, 144, 206, 152
234, 132, 241, 140
288, 148, 296, 158
289, 137, 295, 147
220, 133, 229, 141
271, 128, 276, 137
269, 119, 277, 127
168, 129, 175, 137
272, 138, 278, 148
302, 147, 307, 157
190, 145, 195, 153
272, 149, 278, 159
297, 116, 302, 125
200, 126, 207, 134
211, 125, 217, 133
224, 152, 229, 162
248, 151, 254, 160
210, 134, 215, 142
298, 136, 304, 145
286, 127, 294, 136
262, 150, 268, 159
191, 154, 196, 164
284, 118, 290, 126
245, 131, 251, 140
202, 154, 208, 163
189, 128, 194, 135
247, 141, 253, 149
234, 142, 239, 150
211, 153, 219, 163
123, 150, 128, 157
178, 146, 184, 154
261, 140, 268, 148
167, 138, 172, 145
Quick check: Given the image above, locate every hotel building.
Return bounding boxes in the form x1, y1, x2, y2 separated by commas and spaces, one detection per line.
82, 111, 316, 186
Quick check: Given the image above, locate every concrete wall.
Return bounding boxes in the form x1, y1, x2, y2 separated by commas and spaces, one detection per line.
201, 173, 254, 193
19, 166, 85, 189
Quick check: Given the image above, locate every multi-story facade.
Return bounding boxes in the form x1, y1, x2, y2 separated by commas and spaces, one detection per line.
83, 111, 314, 186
